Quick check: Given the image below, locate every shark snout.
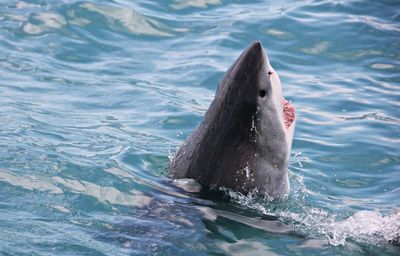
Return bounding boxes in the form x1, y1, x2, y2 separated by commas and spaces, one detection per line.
169, 42, 296, 200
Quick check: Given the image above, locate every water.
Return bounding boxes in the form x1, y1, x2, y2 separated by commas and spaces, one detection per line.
0, 0, 399, 255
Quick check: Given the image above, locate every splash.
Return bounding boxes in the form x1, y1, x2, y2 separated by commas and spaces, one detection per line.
322, 210, 400, 246
221, 173, 400, 246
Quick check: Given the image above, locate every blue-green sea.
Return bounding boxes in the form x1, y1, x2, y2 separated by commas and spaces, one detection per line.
1, 0, 399, 255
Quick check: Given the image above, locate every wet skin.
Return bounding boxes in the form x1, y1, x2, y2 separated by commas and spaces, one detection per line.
168, 42, 295, 200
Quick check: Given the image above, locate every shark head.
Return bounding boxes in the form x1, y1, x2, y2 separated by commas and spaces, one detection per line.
169, 42, 296, 200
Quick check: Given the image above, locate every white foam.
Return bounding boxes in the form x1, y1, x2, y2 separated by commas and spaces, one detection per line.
222, 173, 400, 246
324, 210, 400, 246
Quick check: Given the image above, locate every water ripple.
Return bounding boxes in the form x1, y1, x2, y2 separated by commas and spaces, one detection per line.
0, 0, 399, 255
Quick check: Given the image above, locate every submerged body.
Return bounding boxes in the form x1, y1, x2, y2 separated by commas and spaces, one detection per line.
169, 42, 296, 200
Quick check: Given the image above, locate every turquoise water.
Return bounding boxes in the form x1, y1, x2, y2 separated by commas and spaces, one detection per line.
1, 0, 399, 255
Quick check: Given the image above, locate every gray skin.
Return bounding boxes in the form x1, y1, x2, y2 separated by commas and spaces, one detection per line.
168, 42, 295, 200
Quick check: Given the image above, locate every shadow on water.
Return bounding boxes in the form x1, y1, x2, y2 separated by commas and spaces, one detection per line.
87, 169, 399, 255
89, 177, 304, 255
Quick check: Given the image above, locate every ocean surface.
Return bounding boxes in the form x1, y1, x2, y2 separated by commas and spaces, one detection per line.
0, 0, 399, 255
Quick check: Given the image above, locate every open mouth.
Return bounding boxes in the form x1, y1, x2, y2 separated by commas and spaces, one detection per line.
282, 98, 295, 129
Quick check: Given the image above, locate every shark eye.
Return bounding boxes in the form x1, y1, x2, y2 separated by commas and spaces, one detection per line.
268, 71, 274, 76
259, 90, 266, 98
